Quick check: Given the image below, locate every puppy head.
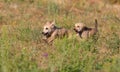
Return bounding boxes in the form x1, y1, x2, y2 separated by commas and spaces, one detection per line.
42, 21, 55, 36
74, 23, 85, 33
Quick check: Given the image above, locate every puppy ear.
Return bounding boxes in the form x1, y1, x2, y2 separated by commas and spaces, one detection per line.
46, 21, 50, 25
50, 20, 55, 28
51, 20, 55, 25
49, 20, 55, 28
83, 26, 89, 31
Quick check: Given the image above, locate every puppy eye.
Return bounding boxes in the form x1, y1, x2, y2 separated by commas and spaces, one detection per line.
77, 26, 79, 27
45, 28, 48, 30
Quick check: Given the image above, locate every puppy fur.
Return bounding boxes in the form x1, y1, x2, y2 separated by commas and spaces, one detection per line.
74, 19, 98, 39
42, 20, 68, 43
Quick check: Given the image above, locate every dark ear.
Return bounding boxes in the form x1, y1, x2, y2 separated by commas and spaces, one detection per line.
83, 26, 92, 30
82, 26, 88, 30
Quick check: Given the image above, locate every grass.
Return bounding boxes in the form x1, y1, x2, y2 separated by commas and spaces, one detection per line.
0, 0, 120, 72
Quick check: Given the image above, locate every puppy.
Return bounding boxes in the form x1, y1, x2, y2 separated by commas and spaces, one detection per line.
42, 20, 68, 43
74, 19, 98, 39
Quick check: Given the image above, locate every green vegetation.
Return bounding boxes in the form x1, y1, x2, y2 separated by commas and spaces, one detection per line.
0, 0, 120, 72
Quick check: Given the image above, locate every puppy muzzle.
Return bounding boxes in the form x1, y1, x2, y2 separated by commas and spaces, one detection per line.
42, 32, 48, 35
74, 28, 79, 33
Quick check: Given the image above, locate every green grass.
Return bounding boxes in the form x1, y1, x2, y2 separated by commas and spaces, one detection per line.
0, 0, 120, 72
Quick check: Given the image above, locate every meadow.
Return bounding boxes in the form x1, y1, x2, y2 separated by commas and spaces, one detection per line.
0, 0, 120, 72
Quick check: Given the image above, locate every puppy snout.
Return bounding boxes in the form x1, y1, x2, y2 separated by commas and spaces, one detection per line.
42, 32, 48, 35
74, 28, 78, 33
73, 28, 75, 30
73, 28, 76, 31
42, 32, 44, 34
42, 32, 47, 35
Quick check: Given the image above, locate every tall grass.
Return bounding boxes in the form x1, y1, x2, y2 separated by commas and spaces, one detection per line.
0, 0, 120, 72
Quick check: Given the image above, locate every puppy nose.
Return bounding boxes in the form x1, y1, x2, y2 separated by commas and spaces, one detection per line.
73, 28, 76, 30
42, 32, 44, 34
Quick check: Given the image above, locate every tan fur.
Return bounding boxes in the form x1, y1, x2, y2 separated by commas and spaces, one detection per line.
74, 19, 98, 39
42, 21, 68, 43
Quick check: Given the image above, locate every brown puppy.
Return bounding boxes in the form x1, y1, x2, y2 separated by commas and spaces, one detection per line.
74, 19, 98, 39
42, 20, 68, 43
